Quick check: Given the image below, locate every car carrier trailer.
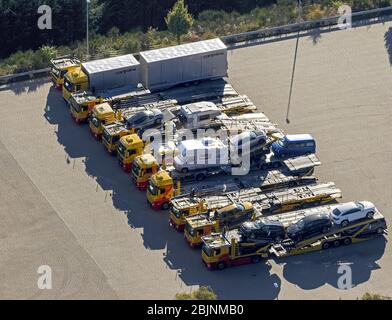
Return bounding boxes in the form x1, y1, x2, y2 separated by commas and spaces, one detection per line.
201, 210, 387, 270
166, 154, 322, 230
168, 179, 341, 231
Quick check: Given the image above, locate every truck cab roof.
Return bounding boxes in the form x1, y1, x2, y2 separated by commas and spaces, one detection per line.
51, 56, 80, 70
93, 103, 113, 115
120, 134, 143, 147
137, 154, 157, 166
150, 170, 172, 187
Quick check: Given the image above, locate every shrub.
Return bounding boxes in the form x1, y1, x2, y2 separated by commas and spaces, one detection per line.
361, 292, 391, 300
175, 286, 217, 300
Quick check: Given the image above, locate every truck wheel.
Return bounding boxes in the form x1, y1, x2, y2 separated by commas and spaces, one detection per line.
196, 173, 205, 181
341, 220, 349, 228
161, 202, 170, 210
366, 211, 374, 219
333, 240, 341, 247
217, 262, 226, 270
181, 168, 189, 174
343, 238, 352, 246
251, 255, 261, 264
322, 242, 330, 250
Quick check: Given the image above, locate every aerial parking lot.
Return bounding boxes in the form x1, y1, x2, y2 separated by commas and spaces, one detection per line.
0, 19, 391, 300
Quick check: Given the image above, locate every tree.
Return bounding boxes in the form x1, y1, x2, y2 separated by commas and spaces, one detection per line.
165, 0, 194, 44
361, 292, 391, 300
175, 286, 217, 300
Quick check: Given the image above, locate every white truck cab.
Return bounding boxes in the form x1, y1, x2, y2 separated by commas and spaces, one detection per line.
174, 137, 229, 173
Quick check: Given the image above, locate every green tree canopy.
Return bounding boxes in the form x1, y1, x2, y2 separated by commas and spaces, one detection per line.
165, 0, 194, 44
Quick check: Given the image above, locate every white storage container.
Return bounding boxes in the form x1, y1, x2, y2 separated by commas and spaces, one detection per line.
139, 38, 228, 91
82, 54, 140, 92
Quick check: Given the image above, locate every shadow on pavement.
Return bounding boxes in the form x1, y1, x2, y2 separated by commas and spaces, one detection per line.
307, 28, 322, 45
384, 27, 392, 65
0, 77, 49, 95
43, 85, 387, 299
277, 236, 387, 290
43, 86, 282, 299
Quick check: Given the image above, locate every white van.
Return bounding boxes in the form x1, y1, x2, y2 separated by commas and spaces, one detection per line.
174, 137, 229, 173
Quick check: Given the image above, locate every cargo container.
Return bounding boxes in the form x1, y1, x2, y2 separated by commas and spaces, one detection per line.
62, 54, 141, 100
82, 54, 140, 93
139, 38, 228, 91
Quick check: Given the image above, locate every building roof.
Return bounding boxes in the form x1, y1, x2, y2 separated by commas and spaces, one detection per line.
140, 38, 227, 63
82, 54, 139, 74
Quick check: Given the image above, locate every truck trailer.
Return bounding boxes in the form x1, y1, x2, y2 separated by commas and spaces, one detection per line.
139, 38, 228, 92
202, 210, 387, 270
62, 54, 140, 100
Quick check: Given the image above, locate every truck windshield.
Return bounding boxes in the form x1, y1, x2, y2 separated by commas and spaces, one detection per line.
132, 162, 141, 177
185, 223, 195, 236
91, 117, 101, 128
147, 182, 158, 196
63, 78, 74, 92
202, 245, 213, 257
69, 98, 81, 112
171, 206, 182, 218
102, 130, 111, 143
51, 67, 61, 78
117, 143, 126, 156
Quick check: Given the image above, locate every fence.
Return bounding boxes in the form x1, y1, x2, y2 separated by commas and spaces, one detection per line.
221, 6, 392, 46
1, 6, 392, 85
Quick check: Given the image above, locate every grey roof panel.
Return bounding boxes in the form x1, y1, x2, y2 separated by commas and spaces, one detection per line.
82, 54, 139, 74
140, 38, 227, 63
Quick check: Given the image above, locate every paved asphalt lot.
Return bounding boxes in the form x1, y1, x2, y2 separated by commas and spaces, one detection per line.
0, 20, 391, 300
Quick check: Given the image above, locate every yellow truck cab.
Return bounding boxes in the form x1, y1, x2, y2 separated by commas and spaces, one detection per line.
117, 134, 144, 171
62, 67, 88, 101
89, 103, 116, 139
146, 170, 178, 210
184, 202, 254, 247
50, 56, 80, 89
102, 123, 132, 154
201, 232, 271, 270
132, 154, 160, 190
69, 92, 104, 123
169, 197, 208, 231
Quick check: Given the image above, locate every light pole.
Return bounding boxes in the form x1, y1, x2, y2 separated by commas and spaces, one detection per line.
286, 0, 302, 124
86, 0, 90, 58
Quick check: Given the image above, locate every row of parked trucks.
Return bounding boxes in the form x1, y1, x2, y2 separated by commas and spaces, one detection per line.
51, 38, 387, 271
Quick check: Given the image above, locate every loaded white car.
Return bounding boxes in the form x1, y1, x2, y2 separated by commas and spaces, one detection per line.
331, 201, 376, 227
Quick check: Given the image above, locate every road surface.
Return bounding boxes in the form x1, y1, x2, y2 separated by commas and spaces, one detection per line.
0, 20, 391, 299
